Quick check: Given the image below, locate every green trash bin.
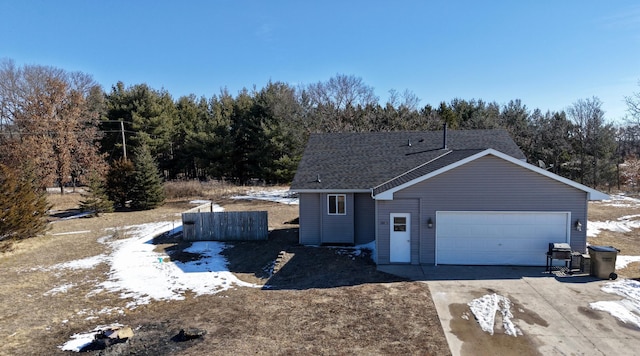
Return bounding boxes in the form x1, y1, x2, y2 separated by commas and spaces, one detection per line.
587, 245, 619, 280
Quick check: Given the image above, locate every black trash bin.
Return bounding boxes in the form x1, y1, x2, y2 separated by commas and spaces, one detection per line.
587, 245, 619, 280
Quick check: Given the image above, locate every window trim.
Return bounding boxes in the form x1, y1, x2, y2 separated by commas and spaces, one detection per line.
327, 194, 346, 215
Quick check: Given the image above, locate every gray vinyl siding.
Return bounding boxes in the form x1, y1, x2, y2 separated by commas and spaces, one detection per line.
379, 156, 587, 264
321, 193, 355, 244
376, 199, 420, 264
299, 193, 321, 245
354, 193, 375, 245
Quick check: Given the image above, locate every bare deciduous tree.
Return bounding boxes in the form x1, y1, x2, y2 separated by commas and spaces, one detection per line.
626, 80, 640, 125
567, 97, 616, 187
0, 60, 106, 193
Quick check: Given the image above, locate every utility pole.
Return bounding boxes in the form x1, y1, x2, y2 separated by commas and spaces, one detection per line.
120, 120, 127, 160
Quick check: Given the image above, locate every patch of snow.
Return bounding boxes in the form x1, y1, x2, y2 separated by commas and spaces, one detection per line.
620, 214, 640, 220
332, 241, 375, 260
45, 283, 75, 295
355, 241, 376, 258
59, 332, 95, 352
333, 241, 376, 256
58, 323, 124, 352
56, 254, 108, 270
98, 307, 125, 315
617, 256, 640, 269
59, 212, 94, 220
47, 187, 85, 194
184, 203, 224, 213
231, 189, 299, 205
31, 254, 108, 272
468, 293, 522, 337
600, 194, 640, 208
590, 279, 640, 328
52, 230, 92, 236
262, 260, 277, 277
587, 214, 640, 238
94, 221, 259, 309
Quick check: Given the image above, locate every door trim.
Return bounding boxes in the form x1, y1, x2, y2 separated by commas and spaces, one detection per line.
390, 213, 411, 263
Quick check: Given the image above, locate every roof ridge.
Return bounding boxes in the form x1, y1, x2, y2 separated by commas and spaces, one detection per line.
373, 149, 453, 191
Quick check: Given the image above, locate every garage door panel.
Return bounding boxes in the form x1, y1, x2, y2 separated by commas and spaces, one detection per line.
436, 211, 570, 266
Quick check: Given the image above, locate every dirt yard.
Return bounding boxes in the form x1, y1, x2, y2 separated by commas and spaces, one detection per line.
0, 192, 450, 355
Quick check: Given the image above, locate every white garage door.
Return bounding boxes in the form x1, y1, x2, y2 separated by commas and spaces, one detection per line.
436, 211, 570, 266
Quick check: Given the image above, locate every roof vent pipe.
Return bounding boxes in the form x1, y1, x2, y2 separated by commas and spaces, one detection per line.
442, 123, 448, 150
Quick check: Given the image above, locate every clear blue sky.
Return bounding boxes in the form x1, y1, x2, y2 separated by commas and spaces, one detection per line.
1, 0, 638, 122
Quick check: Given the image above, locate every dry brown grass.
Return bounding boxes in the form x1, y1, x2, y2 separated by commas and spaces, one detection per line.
163, 180, 290, 202
0, 187, 450, 356
47, 191, 84, 211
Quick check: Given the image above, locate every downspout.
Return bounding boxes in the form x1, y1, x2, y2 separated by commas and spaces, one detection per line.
371, 188, 379, 264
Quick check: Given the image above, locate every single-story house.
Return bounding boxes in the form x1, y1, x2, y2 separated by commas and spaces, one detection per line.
290, 128, 609, 266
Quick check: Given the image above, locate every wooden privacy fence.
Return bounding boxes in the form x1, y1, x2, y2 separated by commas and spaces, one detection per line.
182, 211, 268, 241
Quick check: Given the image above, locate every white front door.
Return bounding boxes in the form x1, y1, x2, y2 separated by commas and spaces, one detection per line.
390, 213, 411, 263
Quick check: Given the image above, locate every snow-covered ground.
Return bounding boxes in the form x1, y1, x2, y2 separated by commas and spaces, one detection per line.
92, 222, 259, 309
587, 194, 640, 328
57, 188, 300, 350
588, 195, 640, 238
601, 194, 640, 208
617, 256, 640, 269
467, 293, 521, 337
590, 279, 640, 329
587, 214, 640, 238
231, 189, 299, 205
46, 221, 260, 311
587, 195, 640, 270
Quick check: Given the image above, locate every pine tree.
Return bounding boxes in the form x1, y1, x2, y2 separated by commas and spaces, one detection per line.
106, 158, 136, 209
79, 171, 114, 216
0, 164, 50, 244
130, 144, 165, 210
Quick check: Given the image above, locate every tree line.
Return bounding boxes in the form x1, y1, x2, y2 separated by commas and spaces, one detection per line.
99, 75, 636, 190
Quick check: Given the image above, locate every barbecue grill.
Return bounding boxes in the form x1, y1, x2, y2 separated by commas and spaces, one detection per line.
546, 242, 572, 271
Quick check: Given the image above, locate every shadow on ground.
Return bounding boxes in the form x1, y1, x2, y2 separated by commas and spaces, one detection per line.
47, 208, 84, 220
222, 228, 407, 290
378, 264, 605, 283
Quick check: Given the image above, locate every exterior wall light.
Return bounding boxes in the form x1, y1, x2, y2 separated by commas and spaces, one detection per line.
427, 217, 433, 228
575, 219, 582, 232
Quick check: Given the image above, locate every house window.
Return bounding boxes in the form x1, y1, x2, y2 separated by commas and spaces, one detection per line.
393, 217, 407, 231
328, 194, 346, 215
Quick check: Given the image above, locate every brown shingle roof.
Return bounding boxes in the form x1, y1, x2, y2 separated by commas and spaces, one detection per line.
290, 129, 526, 192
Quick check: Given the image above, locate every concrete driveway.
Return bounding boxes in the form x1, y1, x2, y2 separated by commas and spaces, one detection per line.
378, 265, 640, 356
